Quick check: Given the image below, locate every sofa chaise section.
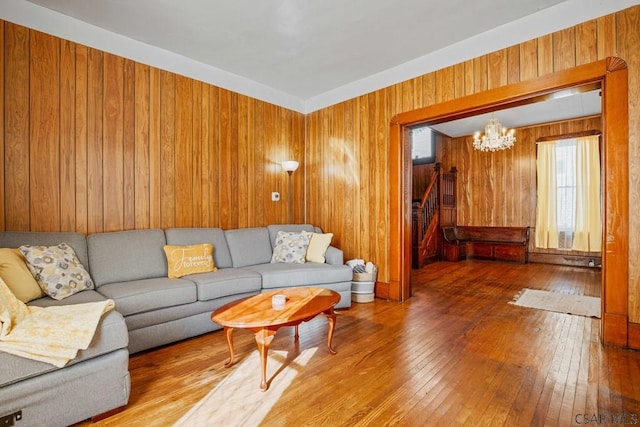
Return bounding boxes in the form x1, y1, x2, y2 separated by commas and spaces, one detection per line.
0, 231, 130, 427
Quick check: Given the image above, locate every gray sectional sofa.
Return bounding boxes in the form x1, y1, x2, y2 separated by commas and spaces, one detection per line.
0, 224, 352, 427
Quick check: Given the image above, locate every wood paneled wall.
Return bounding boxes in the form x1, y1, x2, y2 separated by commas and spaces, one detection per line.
0, 21, 304, 235
305, 7, 640, 322
440, 116, 602, 227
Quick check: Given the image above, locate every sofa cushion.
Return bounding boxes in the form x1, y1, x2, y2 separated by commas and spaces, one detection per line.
183, 268, 262, 301
245, 262, 353, 289
0, 231, 90, 272
0, 290, 128, 388
225, 227, 272, 267
19, 243, 95, 300
165, 228, 233, 269
0, 248, 44, 302
96, 277, 196, 316
88, 229, 167, 287
164, 244, 216, 278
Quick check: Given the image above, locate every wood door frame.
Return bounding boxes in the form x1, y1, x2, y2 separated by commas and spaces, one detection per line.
389, 57, 629, 347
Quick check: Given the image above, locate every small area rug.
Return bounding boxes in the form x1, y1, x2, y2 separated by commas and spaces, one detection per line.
510, 288, 601, 318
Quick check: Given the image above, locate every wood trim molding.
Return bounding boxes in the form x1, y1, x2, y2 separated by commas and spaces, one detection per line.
536, 129, 602, 142
628, 322, 640, 350
389, 58, 630, 347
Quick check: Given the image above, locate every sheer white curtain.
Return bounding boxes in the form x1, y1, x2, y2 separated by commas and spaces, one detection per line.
535, 135, 602, 252
535, 141, 559, 248
572, 135, 602, 251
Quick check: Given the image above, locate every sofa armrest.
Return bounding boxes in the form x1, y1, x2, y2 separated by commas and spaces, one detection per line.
324, 246, 344, 265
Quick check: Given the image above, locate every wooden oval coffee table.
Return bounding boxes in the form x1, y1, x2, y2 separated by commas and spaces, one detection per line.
211, 287, 340, 391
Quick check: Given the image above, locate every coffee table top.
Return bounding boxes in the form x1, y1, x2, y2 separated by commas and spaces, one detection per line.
212, 287, 340, 329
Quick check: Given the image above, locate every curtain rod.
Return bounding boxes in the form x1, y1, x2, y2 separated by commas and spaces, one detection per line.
536, 129, 601, 143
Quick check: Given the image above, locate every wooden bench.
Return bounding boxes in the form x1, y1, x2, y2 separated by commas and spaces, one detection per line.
442, 226, 530, 263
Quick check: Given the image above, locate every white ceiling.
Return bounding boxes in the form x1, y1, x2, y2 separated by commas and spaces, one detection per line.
24, 0, 567, 98
3, 0, 638, 113
430, 89, 602, 138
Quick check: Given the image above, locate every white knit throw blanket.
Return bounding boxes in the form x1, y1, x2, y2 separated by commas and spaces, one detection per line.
0, 278, 114, 367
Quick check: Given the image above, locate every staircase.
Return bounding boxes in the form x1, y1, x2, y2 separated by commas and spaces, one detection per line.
412, 165, 457, 268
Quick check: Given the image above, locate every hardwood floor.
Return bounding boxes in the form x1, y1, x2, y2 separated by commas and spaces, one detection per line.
77, 261, 640, 426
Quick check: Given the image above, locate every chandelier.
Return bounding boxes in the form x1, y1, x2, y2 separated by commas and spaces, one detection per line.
473, 115, 516, 152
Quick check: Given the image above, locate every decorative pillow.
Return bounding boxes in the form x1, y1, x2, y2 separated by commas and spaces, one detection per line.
19, 243, 95, 300
0, 248, 45, 302
270, 231, 312, 264
306, 233, 333, 263
164, 243, 216, 278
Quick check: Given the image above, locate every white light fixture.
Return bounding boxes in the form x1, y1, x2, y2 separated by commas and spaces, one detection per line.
473, 115, 516, 152
281, 160, 299, 223
281, 160, 299, 173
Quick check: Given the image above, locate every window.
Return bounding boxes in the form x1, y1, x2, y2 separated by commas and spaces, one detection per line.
535, 134, 602, 252
555, 139, 577, 248
410, 125, 436, 164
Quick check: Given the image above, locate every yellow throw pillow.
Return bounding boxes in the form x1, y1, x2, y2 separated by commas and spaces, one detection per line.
306, 233, 333, 263
164, 244, 216, 278
0, 248, 45, 302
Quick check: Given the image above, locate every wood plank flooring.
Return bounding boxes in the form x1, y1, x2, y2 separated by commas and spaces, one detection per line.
76, 261, 640, 426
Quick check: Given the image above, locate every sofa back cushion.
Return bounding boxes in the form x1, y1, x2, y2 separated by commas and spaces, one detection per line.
225, 227, 272, 267
164, 228, 232, 269
266, 224, 315, 247
0, 231, 90, 270
88, 229, 167, 287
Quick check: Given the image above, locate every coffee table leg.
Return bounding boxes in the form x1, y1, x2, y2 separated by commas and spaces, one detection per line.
254, 328, 277, 391
325, 309, 337, 355
223, 326, 235, 368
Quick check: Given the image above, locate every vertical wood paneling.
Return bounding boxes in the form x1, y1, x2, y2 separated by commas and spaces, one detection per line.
149, 67, 161, 229
29, 31, 59, 232
135, 62, 151, 230
553, 28, 576, 71
191, 81, 202, 228
174, 75, 193, 228
159, 70, 175, 229
487, 49, 508, 90
597, 15, 617, 59
86, 48, 103, 234
5, 23, 30, 230
60, 40, 76, 232
123, 59, 136, 231
208, 86, 220, 227
576, 21, 597, 65
537, 34, 554, 76
507, 45, 520, 84
218, 89, 233, 228
520, 39, 538, 81
102, 53, 124, 232
74, 45, 88, 234
236, 94, 248, 228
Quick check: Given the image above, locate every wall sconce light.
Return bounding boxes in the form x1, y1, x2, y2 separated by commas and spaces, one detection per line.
281, 160, 299, 223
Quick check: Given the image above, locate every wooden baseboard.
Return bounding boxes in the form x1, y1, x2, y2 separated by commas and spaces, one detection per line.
602, 312, 628, 347
628, 322, 640, 350
528, 252, 602, 268
374, 281, 391, 300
